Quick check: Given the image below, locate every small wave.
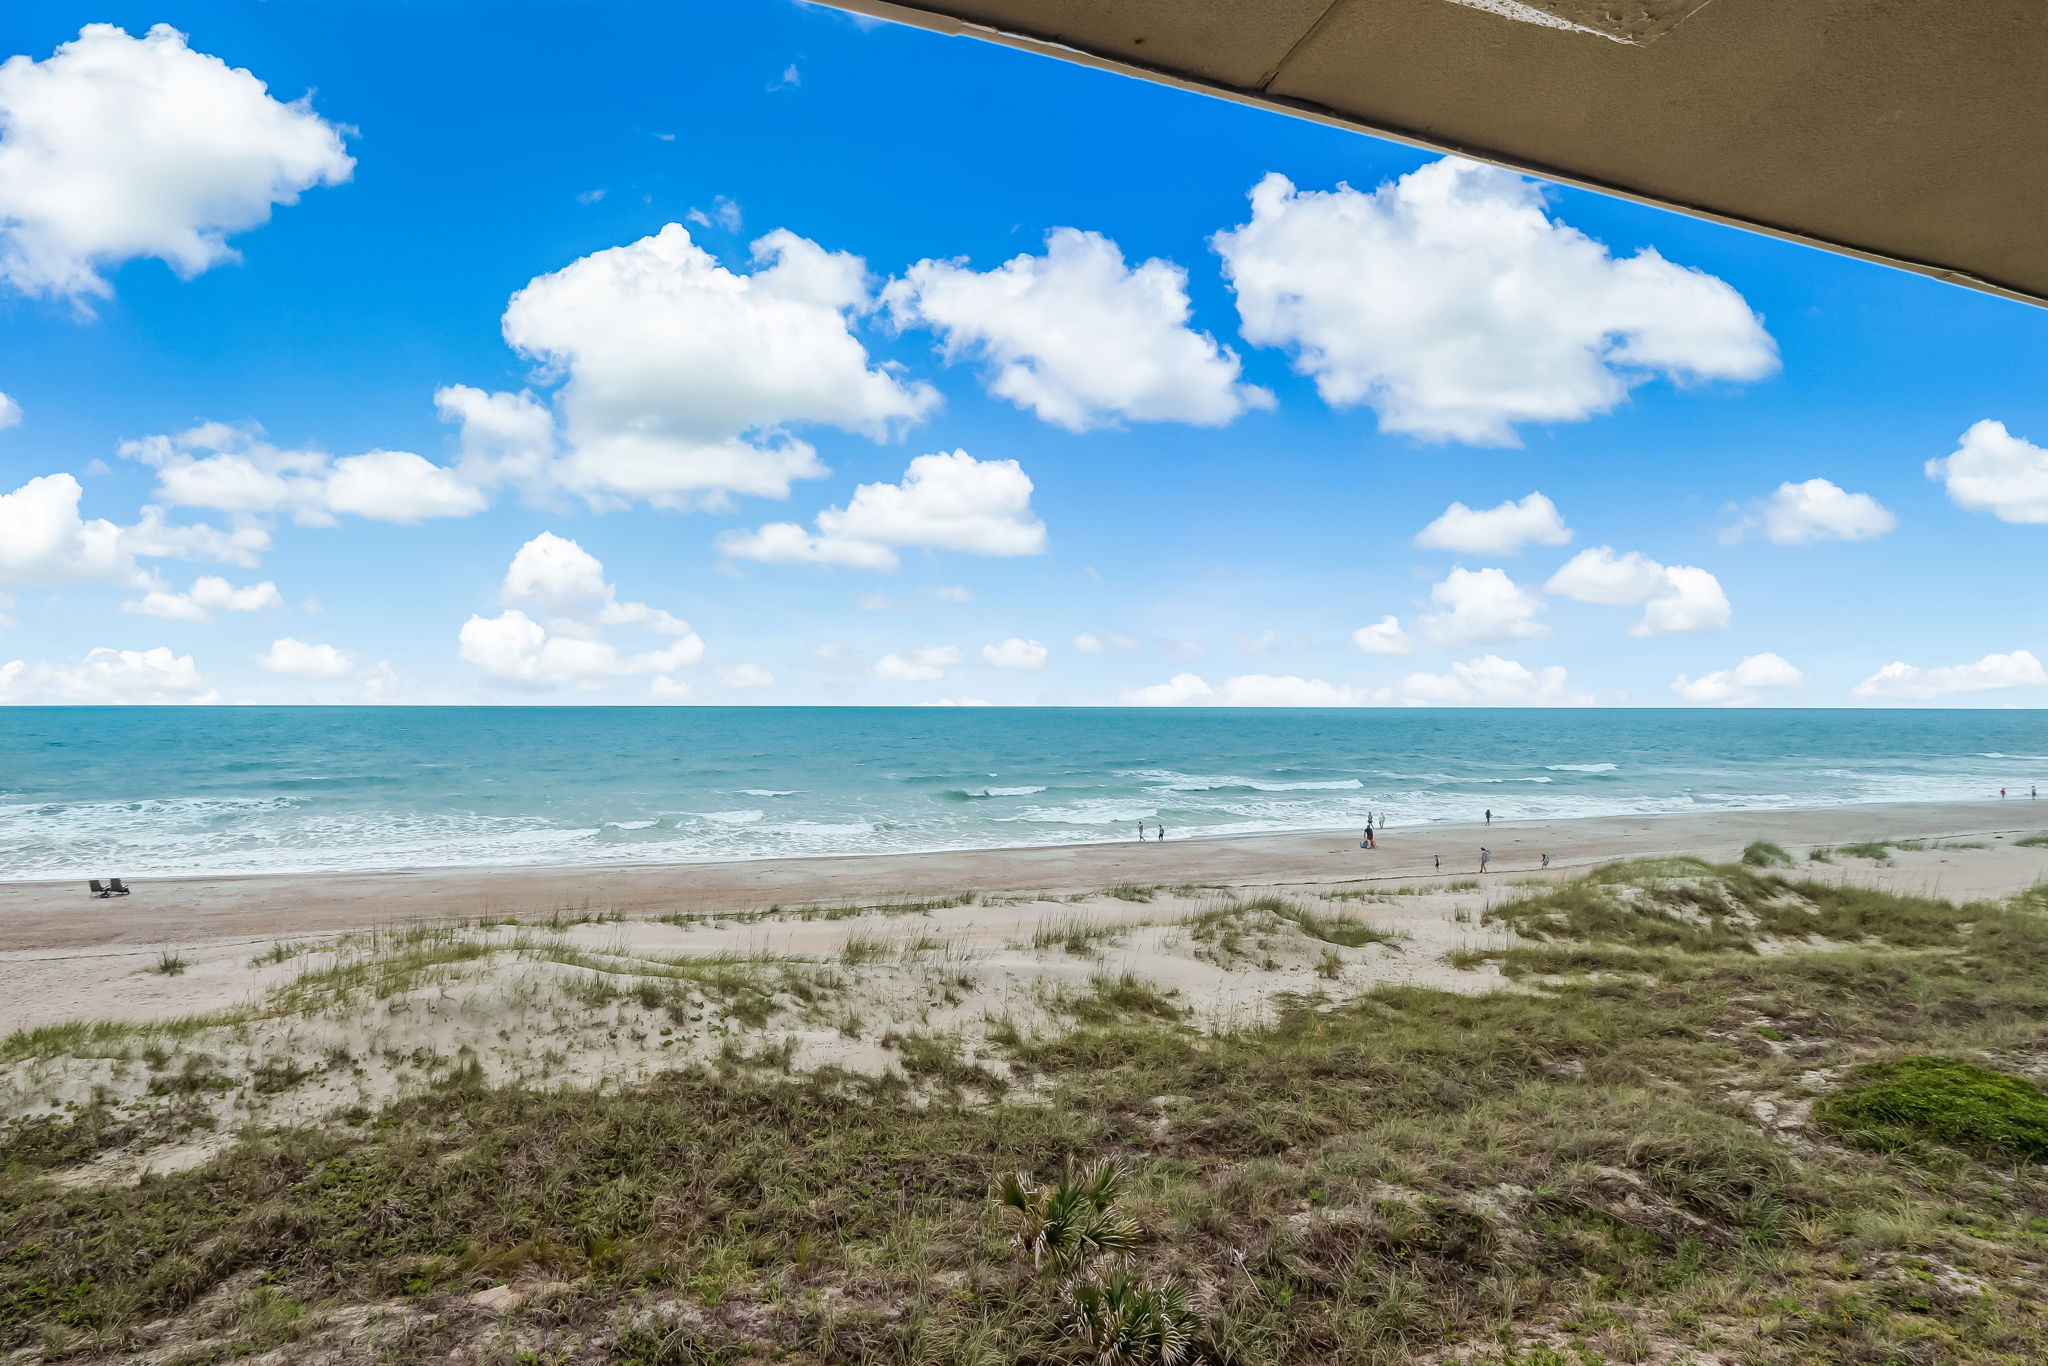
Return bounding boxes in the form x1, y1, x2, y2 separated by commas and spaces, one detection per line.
1139, 772, 1364, 793
695, 809, 765, 824
739, 789, 796, 797
1008, 801, 1157, 826
606, 820, 658, 830
1977, 754, 2047, 761
942, 785, 1049, 800
1546, 763, 1618, 773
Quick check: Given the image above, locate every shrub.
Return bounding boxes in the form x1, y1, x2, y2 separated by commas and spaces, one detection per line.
1063, 1269, 1202, 1366
1741, 840, 1793, 868
999, 1160, 1140, 1274
1815, 1056, 2048, 1162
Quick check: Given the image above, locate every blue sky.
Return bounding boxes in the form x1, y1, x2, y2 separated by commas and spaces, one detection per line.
2, 1, 2045, 707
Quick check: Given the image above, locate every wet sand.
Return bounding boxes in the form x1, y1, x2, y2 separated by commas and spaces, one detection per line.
3, 798, 2043, 954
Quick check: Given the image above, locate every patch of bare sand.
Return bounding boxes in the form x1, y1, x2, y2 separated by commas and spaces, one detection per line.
0, 883, 1518, 1183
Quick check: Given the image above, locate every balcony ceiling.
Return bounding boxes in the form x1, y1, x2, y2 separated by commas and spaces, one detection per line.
824, 0, 2047, 307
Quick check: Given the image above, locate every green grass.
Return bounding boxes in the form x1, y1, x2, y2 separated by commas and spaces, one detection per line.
1480, 857, 1977, 955
1031, 914, 1127, 955
148, 952, 187, 977
11, 867, 2048, 1362
1042, 971, 1183, 1027
1815, 1056, 2048, 1161
1836, 840, 1899, 861
2015, 833, 2048, 848
1740, 840, 1793, 868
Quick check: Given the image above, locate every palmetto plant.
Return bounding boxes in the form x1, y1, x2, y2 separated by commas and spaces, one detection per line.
997, 1159, 1141, 1274
1062, 1269, 1201, 1366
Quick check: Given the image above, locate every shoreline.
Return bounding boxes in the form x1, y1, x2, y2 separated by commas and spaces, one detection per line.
2, 797, 2043, 954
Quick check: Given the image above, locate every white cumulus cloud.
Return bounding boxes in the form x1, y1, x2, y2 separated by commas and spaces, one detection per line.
1420, 567, 1549, 646
1415, 492, 1572, 554
459, 533, 704, 690
1671, 652, 1804, 705
1351, 615, 1416, 656
872, 645, 959, 681
500, 223, 937, 508
982, 637, 1047, 670
255, 636, 356, 678
0, 24, 353, 303
0, 393, 19, 430
433, 385, 558, 495
123, 575, 281, 622
1394, 655, 1593, 707
717, 449, 1046, 570
1727, 478, 1895, 545
0, 471, 264, 588
1118, 672, 1372, 707
1852, 650, 2048, 702
0, 472, 139, 586
1212, 159, 1776, 445
884, 228, 1271, 431
120, 422, 483, 525
0, 645, 216, 703
1925, 420, 2048, 524
1545, 547, 1730, 636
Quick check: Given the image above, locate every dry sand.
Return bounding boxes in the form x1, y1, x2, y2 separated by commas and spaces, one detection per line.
5, 797, 2045, 1184
3, 798, 2042, 953
3, 801, 2045, 1040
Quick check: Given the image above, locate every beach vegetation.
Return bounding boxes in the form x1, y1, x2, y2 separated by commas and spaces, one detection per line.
9, 862, 2048, 1361
1739, 839, 1793, 868
838, 929, 891, 965
1043, 971, 1183, 1027
1032, 914, 1128, 955
148, 952, 187, 976
2014, 832, 2048, 848
1815, 1056, 2048, 1161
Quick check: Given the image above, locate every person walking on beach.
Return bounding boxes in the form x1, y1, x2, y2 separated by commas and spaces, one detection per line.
1480, 847, 1491, 873
1541, 853, 1551, 869
1484, 808, 1493, 827
1156, 824, 1166, 841
1433, 854, 1441, 870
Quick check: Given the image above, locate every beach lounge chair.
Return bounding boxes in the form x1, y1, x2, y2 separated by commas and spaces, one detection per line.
88, 879, 108, 898
108, 878, 131, 896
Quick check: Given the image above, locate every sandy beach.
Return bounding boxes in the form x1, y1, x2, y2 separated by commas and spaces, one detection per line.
2, 797, 2041, 954
3, 797, 2045, 1047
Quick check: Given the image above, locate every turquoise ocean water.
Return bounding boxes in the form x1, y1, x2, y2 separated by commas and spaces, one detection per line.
0, 708, 2043, 881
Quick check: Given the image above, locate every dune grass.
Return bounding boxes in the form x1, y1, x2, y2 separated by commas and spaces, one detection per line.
8, 867, 2048, 1362
1740, 839, 1793, 868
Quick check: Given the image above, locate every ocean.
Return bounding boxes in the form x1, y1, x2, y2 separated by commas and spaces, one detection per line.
0, 707, 2043, 881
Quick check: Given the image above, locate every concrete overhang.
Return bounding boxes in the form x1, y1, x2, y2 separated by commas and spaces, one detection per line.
822, 0, 2048, 308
